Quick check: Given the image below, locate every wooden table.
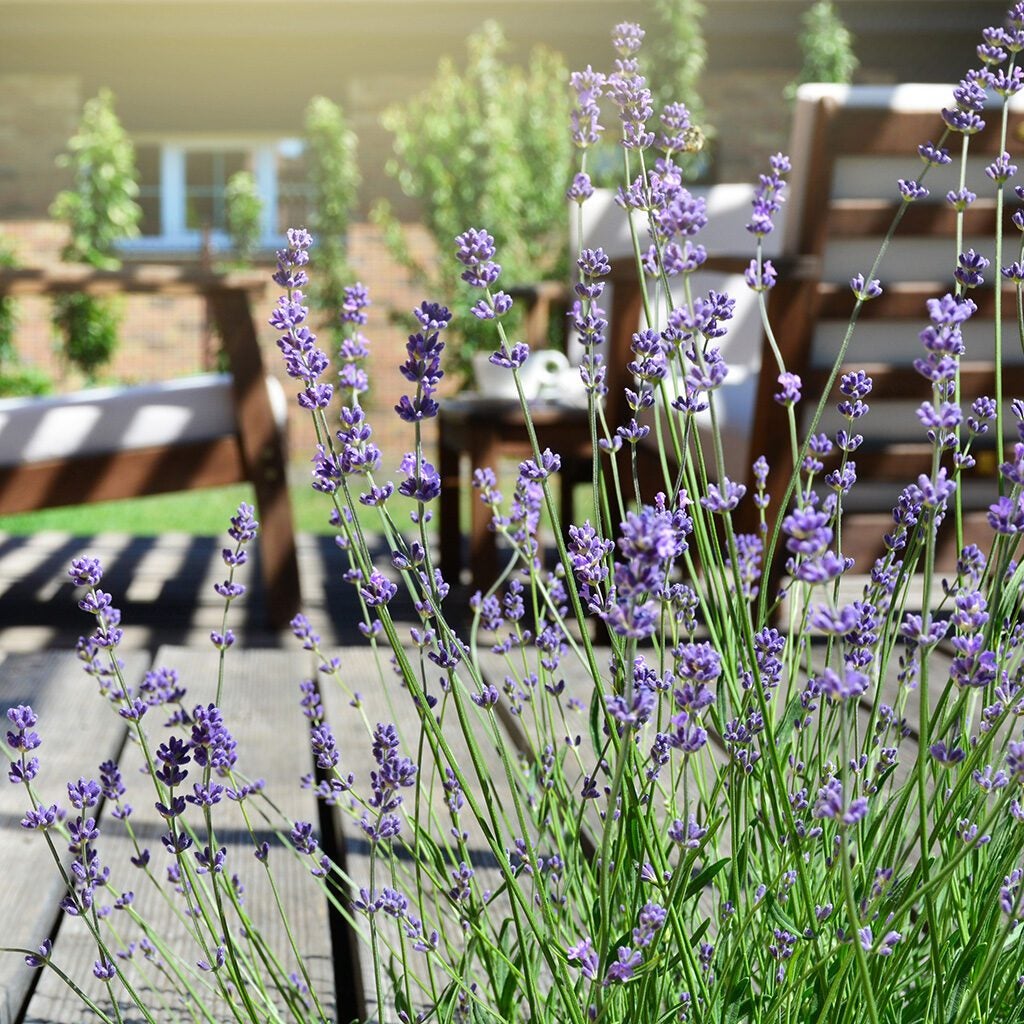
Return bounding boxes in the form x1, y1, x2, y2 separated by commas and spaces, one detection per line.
437, 395, 593, 589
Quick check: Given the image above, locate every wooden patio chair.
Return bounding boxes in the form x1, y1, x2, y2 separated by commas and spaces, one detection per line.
732, 83, 1024, 593
0, 265, 301, 627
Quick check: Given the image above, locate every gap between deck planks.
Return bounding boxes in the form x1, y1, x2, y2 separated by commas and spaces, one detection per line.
1, 648, 336, 1024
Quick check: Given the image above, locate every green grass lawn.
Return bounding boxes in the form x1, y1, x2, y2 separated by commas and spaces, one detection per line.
0, 468, 587, 538
0, 482, 409, 536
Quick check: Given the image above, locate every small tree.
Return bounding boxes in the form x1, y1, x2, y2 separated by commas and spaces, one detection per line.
373, 21, 572, 384
786, 0, 859, 99
224, 170, 264, 265
644, 0, 713, 180
646, 0, 709, 134
50, 88, 141, 383
304, 96, 360, 347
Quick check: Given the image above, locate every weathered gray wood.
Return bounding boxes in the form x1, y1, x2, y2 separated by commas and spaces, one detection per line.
22, 647, 334, 1024
321, 644, 533, 1024
0, 651, 149, 1024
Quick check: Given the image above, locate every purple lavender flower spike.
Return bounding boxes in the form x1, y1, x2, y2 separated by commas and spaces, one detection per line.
69, 557, 103, 588
987, 151, 1018, 183
612, 22, 644, 56
340, 282, 371, 326
701, 478, 746, 514
774, 372, 802, 406
567, 937, 599, 980
898, 179, 929, 202
955, 248, 990, 288
359, 571, 398, 608
608, 24, 653, 150
395, 302, 450, 422
570, 67, 606, 149
566, 172, 595, 203
659, 102, 697, 156
745, 258, 777, 292
271, 231, 335, 409
454, 228, 501, 289
397, 454, 441, 503
918, 141, 951, 166
850, 274, 883, 301
24, 939, 52, 969
604, 946, 642, 984
272, 227, 313, 291
747, 153, 790, 237
946, 187, 976, 212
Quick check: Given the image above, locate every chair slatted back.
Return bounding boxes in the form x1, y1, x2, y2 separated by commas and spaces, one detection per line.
742, 84, 1024, 573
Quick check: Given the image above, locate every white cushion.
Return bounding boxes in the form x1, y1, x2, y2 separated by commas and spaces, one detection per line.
0, 373, 287, 467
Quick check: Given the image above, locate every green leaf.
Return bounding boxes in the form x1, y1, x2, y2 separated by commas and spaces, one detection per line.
685, 858, 729, 900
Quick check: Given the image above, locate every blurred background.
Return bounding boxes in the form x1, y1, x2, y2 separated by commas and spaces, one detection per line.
0, 0, 1010, 518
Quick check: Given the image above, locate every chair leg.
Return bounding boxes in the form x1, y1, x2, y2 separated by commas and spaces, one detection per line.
251, 449, 302, 629
468, 434, 499, 591
438, 416, 463, 587
211, 287, 301, 627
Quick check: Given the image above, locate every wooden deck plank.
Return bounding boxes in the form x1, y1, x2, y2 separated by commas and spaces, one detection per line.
21, 647, 335, 1024
319, 643, 533, 1024
0, 651, 149, 1024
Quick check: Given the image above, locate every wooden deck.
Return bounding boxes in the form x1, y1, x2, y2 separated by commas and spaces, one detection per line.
0, 531, 949, 1023
0, 531, 418, 654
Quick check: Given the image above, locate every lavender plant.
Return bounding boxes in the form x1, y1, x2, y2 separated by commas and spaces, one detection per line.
7, 4, 1024, 1024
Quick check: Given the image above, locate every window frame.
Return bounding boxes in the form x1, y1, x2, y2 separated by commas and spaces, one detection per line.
122, 134, 305, 255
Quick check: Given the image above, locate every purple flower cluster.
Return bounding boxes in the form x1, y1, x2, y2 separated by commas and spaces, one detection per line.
395, 301, 451, 423
362, 723, 417, 843
336, 283, 372, 399
601, 497, 691, 638
641, 160, 710, 278
812, 777, 868, 825
270, 229, 334, 411
782, 503, 846, 585
570, 66, 606, 149
455, 229, 527, 370
942, 69, 990, 136
608, 23, 654, 150
211, 503, 258, 628
6, 705, 41, 784
569, 247, 611, 396
69, 557, 124, 650
747, 153, 791, 237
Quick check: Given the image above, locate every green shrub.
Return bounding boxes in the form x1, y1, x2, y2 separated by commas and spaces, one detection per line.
0, 241, 18, 371
787, 0, 859, 99
0, 366, 53, 398
374, 21, 572, 384
50, 88, 141, 383
0, 240, 53, 397
303, 95, 360, 346
224, 170, 263, 265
